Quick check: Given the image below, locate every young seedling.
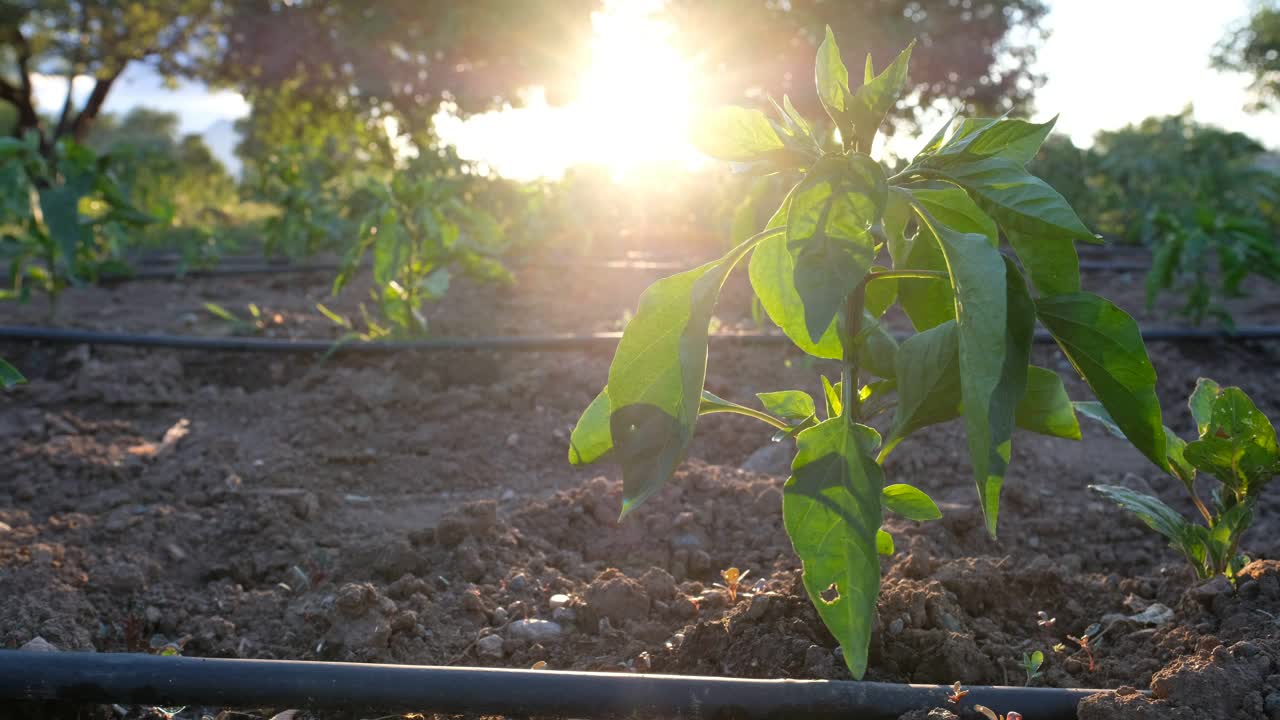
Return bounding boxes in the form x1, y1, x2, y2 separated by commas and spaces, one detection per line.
1084, 379, 1280, 584
0, 359, 23, 389
569, 27, 1171, 679
204, 302, 278, 336
1066, 634, 1096, 673
976, 707, 1022, 720
1036, 610, 1056, 631
1021, 650, 1044, 685
715, 567, 750, 603
946, 681, 969, 705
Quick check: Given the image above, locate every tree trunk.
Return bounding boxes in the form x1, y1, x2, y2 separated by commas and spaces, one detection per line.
66, 67, 124, 146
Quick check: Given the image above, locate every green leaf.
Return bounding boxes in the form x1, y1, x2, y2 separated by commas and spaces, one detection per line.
786, 154, 885, 342
752, 192, 845, 359
883, 187, 913, 267
758, 390, 817, 421
1016, 367, 1081, 440
1038, 293, 1166, 474
864, 266, 898, 318
886, 320, 962, 449
913, 208, 1011, 537
1006, 227, 1081, 297
38, 186, 91, 281
896, 179, 998, 332
974, 257, 1036, 536
0, 358, 24, 389
859, 316, 899, 380
883, 483, 942, 521
876, 529, 894, 555
1189, 378, 1222, 437
691, 106, 786, 163
848, 41, 914, 153
783, 418, 884, 679
896, 218, 954, 331
822, 375, 843, 419
931, 116, 1057, 166
1184, 387, 1279, 495
1090, 484, 1205, 563
607, 234, 769, 518
569, 388, 613, 465
372, 207, 405, 288
934, 157, 1095, 242
904, 181, 998, 244
815, 26, 854, 138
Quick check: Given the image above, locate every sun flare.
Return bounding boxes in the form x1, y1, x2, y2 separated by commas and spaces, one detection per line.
436, 1, 704, 181
570, 1, 703, 175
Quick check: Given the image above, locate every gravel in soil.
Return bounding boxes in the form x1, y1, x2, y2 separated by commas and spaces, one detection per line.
2, 262, 1280, 719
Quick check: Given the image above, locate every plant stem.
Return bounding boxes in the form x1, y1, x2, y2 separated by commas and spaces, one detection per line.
1190, 493, 1215, 526
839, 279, 867, 423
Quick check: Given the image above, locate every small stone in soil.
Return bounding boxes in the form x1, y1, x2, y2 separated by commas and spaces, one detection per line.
20, 637, 57, 652
507, 619, 562, 643
549, 593, 570, 610
552, 607, 576, 624
285, 566, 311, 593
477, 633, 505, 660
509, 573, 529, 592
492, 607, 509, 625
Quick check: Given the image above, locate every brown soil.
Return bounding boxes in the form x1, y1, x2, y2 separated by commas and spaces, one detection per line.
2, 259, 1280, 719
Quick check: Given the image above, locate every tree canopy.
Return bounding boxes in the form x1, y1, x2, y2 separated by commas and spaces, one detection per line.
1213, 1, 1280, 112
666, 0, 1049, 126
0, 1, 223, 149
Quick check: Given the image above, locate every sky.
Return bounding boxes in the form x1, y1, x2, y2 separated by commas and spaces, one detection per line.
31, 0, 1279, 178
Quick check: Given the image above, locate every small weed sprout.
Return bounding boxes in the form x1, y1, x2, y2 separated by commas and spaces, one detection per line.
1067, 634, 1096, 672
946, 681, 969, 705
976, 707, 1022, 720
1021, 650, 1044, 685
715, 567, 750, 603
1036, 610, 1056, 631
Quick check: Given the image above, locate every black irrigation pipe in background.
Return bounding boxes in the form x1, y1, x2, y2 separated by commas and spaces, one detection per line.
107, 257, 1149, 281
0, 651, 1115, 719
2, 324, 1280, 355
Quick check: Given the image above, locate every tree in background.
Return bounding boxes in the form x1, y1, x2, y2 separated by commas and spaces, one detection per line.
665, 0, 1048, 127
1213, 1, 1280, 112
0, 1, 224, 152
217, 0, 597, 135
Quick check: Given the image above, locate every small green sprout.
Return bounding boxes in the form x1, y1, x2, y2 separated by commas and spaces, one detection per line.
1021, 650, 1044, 685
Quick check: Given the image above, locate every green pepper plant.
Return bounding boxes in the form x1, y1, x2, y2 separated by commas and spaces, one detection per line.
568, 28, 1178, 679
329, 153, 510, 336
0, 134, 151, 313
1085, 379, 1279, 583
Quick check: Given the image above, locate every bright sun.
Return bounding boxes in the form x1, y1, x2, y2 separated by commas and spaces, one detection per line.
571, 1, 701, 174
435, 1, 703, 181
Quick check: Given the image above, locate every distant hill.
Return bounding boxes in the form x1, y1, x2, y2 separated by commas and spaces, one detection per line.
199, 118, 242, 178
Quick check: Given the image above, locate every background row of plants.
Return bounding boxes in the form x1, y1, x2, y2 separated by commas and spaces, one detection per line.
0, 1, 1276, 333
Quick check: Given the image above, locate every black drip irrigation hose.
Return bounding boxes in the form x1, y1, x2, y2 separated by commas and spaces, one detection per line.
107, 257, 1148, 280
0, 651, 1116, 719
106, 256, 690, 281
2, 324, 1280, 355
